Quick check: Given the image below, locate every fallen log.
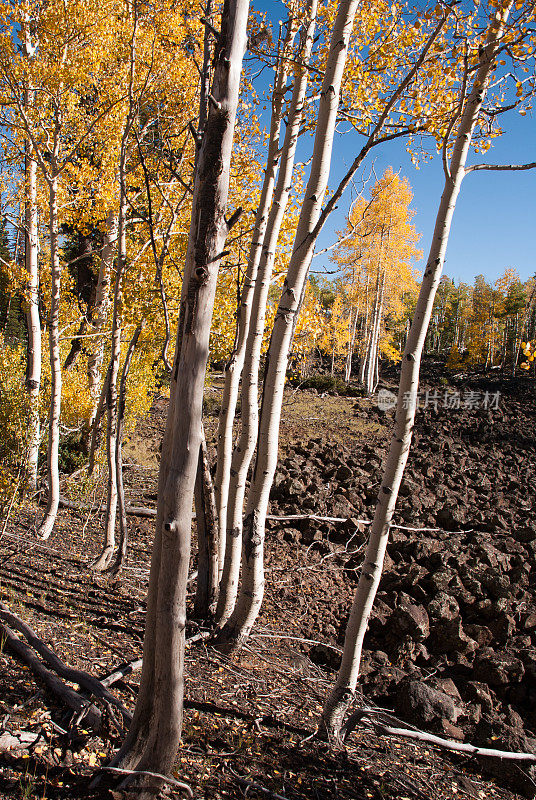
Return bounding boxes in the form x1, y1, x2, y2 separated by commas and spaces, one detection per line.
0, 603, 132, 728
59, 495, 157, 518
58, 496, 469, 535
0, 619, 102, 732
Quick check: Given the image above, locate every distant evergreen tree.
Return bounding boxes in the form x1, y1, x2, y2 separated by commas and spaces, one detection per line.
0, 216, 15, 334
61, 223, 102, 369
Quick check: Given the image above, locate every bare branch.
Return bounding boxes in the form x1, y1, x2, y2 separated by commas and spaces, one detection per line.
466, 161, 536, 173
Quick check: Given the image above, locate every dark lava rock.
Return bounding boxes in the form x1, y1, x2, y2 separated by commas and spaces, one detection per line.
427, 592, 459, 621
428, 617, 477, 655
392, 598, 430, 641
473, 648, 525, 687
436, 502, 465, 531
395, 680, 461, 726
308, 643, 341, 671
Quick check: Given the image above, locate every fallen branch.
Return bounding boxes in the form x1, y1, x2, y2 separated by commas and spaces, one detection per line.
99, 630, 210, 689
102, 766, 193, 796
343, 708, 536, 763
0, 619, 102, 732
229, 766, 289, 800
100, 658, 143, 688
266, 513, 362, 524
59, 495, 157, 518
252, 632, 342, 655
183, 699, 309, 737
0, 729, 41, 753
266, 514, 468, 534
0, 603, 132, 728
58, 498, 469, 535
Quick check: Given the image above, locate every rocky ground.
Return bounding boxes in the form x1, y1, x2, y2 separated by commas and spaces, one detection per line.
264, 368, 536, 796
0, 363, 535, 799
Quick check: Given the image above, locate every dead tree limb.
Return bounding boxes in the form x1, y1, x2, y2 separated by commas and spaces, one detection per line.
0, 618, 102, 731
101, 659, 143, 689
0, 603, 132, 727
342, 708, 536, 763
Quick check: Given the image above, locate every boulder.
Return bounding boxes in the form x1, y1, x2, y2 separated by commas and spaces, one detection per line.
395, 680, 461, 726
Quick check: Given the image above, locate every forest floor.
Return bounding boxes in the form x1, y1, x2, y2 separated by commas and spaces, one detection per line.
1, 363, 535, 800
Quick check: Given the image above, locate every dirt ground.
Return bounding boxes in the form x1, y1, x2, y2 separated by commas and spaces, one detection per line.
1, 365, 535, 799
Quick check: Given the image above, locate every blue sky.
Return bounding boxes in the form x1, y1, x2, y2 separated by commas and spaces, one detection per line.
251, 0, 536, 287
311, 113, 536, 286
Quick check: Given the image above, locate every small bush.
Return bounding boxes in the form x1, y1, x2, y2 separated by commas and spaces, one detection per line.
297, 374, 365, 397
58, 431, 88, 474
0, 336, 28, 504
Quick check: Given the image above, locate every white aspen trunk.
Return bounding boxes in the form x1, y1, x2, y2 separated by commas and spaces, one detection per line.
365, 264, 382, 394
109, 323, 142, 576
111, 0, 249, 782
218, 0, 362, 649
91, 193, 126, 571
24, 149, 40, 493
359, 275, 371, 384
22, 24, 40, 494
38, 171, 61, 540
321, 5, 512, 737
87, 210, 118, 430
345, 302, 359, 383
215, 3, 317, 625
214, 25, 294, 575
372, 274, 386, 393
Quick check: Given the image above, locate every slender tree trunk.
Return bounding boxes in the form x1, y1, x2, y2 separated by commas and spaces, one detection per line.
372, 274, 385, 392
217, 0, 362, 649
63, 318, 88, 371
87, 211, 118, 431
111, 0, 249, 784
38, 169, 61, 541
22, 17, 41, 495
91, 190, 127, 571
321, 5, 513, 737
345, 303, 359, 383
24, 150, 40, 494
359, 275, 371, 384
365, 263, 382, 395
215, 3, 317, 625
88, 365, 109, 475
194, 428, 219, 618
214, 21, 294, 575
108, 323, 142, 576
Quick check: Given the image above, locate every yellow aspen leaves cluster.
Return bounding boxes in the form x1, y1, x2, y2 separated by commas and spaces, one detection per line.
520, 341, 535, 370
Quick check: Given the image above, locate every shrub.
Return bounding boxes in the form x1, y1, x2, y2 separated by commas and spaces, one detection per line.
0, 335, 29, 505
296, 374, 365, 397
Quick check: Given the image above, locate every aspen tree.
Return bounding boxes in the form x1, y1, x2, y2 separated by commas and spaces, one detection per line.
91, 5, 139, 571
21, 15, 40, 493
322, 0, 536, 738
217, 0, 363, 648
0, 0, 126, 537
215, 0, 318, 624
334, 169, 420, 391
87, 211, 118, 431
214, 16, 296, 572
109, 0, 249, 786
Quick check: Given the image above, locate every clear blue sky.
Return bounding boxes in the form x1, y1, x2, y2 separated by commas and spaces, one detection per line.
250, 0, 536, 287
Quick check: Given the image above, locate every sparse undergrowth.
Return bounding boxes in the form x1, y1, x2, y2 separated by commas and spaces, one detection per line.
1, 368, 535, 800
